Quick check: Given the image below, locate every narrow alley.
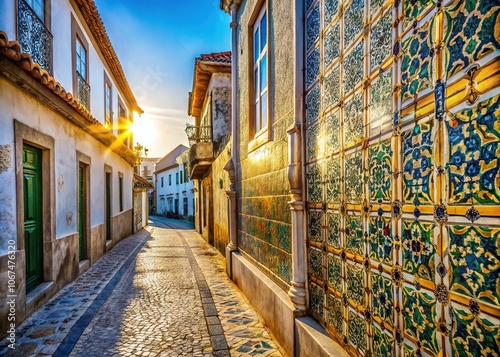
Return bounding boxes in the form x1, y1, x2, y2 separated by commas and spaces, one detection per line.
0, 218, 284, 357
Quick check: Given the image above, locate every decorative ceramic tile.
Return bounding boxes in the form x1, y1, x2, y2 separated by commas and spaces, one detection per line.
450, 303, 500, 357
373, 326, 394, 357
306, 0, 316, 12
324, 22, 341, 69
307, 83, 321, 124
306, 4, 320, 52
446, 93, 500, 204
370, 69, 393, 127
325, 156, 342, 204
345, 151, 364, 204
343, 41, 364, 93
309, 210, 323, 243
369, 215, 393, 265
370, 0, 385, 16
308, 162, 323, 203
402, 285, 438, 355
325, 0, 340, 26
307, 47, 320, 89
328, 254, 343, 292
347, 263, 365, 306
449, 225, 500, 306
307, 122, 320, 162
345, 214, 364, 256
348, 310, 367, 352
310, 246, 324, 280
400, 20, 434, 101
402, 220, 436, 282
310, 282, 325, 321
344, 0, 365, 49
402, 0, 433, 29
402, 119, 434, 205
344, 92, 364, 147
371, 273, 394, 327
327, 293, 344, 334
370, 9, 393, 70
369, 141, 392, 203
324, 110, 340, 153
444, 0, 500, 78
327, 212, 341, 249
324, 65, 341, 110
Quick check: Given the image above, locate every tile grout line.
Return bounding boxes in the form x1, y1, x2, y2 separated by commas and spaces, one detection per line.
152, 219, 230, 356
52, 234, 150, 357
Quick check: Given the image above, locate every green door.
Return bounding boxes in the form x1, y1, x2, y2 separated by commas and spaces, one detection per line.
23, 145, 43, 293
78, 165, 85, 261
105, 172, 111, 241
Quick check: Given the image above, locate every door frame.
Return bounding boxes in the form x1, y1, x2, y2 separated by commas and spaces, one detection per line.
14, 120, 55, 286
104, 164, 113, 244
76, 151, 91, 262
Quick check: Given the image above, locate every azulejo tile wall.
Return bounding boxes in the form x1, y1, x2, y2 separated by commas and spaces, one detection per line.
304, 0, 500, 356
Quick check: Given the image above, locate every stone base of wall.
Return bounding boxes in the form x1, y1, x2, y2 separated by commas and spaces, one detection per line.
111, 209, 133, 248
230, 251, 348, 357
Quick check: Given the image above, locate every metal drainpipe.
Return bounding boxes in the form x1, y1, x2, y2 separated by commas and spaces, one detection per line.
230, 3, 239, 172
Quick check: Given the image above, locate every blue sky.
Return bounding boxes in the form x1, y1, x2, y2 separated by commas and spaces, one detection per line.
94, 0, 230, 158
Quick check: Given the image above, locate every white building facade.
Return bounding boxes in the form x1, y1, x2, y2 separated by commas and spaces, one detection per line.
0, 0, 141, 338
155, 145, 195, 219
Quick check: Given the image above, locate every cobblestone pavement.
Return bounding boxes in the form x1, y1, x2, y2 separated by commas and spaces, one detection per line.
0, 218, 284, 356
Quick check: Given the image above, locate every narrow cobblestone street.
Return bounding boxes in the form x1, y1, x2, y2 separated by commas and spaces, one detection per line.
0, 218, 284, 357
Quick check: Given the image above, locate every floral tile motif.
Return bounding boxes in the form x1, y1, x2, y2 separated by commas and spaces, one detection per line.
370, 0, 385, 16
402, 0, 433, 30
444, 0, 500, 78
325, 0, 340, 26
371, 273, 394, 327
344, 92, 364, 147
369, 140, 392, 203
324, 22, 340, 68
449, 225, 500, 307
343, 41, 364, 93
306, 3, 320, 52
345, 151, 364, 204
402, 285, 439, 355
307, 122, 320, 162
309, 210, 323, 243
324, 65, 341, 110
348, 310, 367, 353
325, 156, 342, 204
373, 325, 394, 357
346, 214, 364, 256
446, 93, 500, 204
306, 47, 320, 89
310, 282, 325, 322
306, 83, 321, 124
370, 9, 393, 71
450, 303, 500, 357
369, 216, 393, 265
327, 212, 341, 249
400, 20, 434, 102
344, 0, 365, 49
347, 263, 365, 306
328, 254, 343, 292
324, 110, 340, 153
310, 247, 324, 280
402, 119, 434, 205
370, 68, 393, 127
327, 293, 343, 335
308, 162, 323, 203
402, 220, 436, 281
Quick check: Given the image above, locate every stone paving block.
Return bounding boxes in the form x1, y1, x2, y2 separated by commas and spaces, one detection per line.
211, 334, 229, 351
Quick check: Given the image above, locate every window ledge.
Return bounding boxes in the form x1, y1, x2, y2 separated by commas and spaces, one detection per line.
248, 128, 270, 153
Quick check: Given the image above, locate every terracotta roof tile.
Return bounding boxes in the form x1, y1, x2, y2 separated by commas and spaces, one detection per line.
199, 51, 232, 64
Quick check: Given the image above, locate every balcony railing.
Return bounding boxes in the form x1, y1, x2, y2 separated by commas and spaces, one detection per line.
185, 124, 212, 146
77, 72, 91, 110
17, 0, 53, 73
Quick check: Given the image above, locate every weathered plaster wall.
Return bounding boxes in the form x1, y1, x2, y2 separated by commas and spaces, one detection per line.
210, 73, 232, 156
236, 0, 294, 285
211, 142, 231, 255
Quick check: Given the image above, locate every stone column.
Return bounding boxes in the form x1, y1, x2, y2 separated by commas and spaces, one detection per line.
224, 158, 238, 278
287, 123, 307, 312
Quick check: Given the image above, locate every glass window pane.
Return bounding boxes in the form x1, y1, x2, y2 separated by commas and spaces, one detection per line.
260, 54, 267, 91
255, 102, 261, 133
254, 29, 259, 63
261, 91, 268, 129
260, 12, 267, 51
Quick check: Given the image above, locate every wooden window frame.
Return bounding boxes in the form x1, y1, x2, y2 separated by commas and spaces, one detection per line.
104, 71, 113, 130
71, 15, 89, 94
